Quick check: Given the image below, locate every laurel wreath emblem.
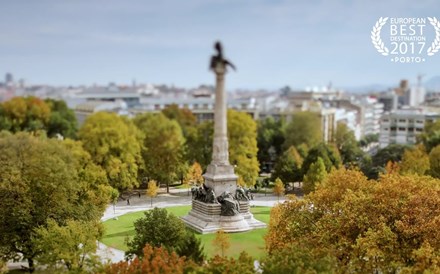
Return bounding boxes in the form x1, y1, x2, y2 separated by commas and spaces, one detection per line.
427, 17, 440, 56
371, 17, 389, 56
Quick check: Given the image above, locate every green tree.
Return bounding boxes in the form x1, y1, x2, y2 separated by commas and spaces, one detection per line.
271, 146, 303, 184
186, 121, 214, 169
283, 111, 322, 149
176, 231, 205, 264
400, 145, 430, 175
228, 110, 260, 187
78, 112, 143, 192
429, 144, 440, 178
365, 144, 407, 179
44, 99, 77, 139
257, 117, 286, 172
126, 208, 187, 259
0, 133, 107, 272
134, 113, 186, 193
33, 219, 101, 272
334, 122, 362, 164
419, 119, 440, 152
303, 157, 327, 194
301, 143, 341, 178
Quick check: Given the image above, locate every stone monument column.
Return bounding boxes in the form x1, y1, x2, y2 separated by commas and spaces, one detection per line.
203, 56, 237, 196
181, 41, 266, 234
212, 63, 229, 165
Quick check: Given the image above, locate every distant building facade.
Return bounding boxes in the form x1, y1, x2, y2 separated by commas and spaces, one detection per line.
379, 108, 440, 148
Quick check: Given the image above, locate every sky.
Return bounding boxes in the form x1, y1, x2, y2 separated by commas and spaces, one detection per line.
0, 0, 439, 90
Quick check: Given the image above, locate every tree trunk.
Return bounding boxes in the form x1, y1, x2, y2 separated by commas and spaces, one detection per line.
27, 258, 34, 273
166, 182, 169, 193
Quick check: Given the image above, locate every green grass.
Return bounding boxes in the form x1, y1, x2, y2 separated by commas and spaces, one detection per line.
102, 205, 271, 259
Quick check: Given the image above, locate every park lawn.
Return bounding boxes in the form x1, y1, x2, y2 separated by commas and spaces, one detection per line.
101, 205, 271, 259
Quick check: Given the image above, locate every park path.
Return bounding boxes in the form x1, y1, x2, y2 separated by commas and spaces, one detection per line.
97, 187, 285, 263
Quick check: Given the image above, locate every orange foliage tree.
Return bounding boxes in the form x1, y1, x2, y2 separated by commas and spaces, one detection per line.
101, 245, 188, 274
266, 167, 440, 272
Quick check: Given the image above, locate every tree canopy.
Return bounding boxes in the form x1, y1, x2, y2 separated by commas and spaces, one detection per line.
271, 146, 302, 184
134, 113, 186, 193
0, 96, 51, 133
257, 117, 285, 172
283, 111, 322, 149
0, 133, 109, 271
301, 142, 341, 178
266, 168, 440, 272
227, 110, 260, 187
334, 122, 362, 164
303, 156, 327, 194
45, 99, 78, 139
78, 112, 143, 191
126, 208, 188, 259
400, 145, 430, 176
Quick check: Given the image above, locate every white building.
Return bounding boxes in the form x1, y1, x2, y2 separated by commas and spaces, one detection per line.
407, 86, 426, 107
379, 108, 440, 148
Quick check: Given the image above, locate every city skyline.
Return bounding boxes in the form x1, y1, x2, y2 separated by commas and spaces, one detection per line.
1, 0, 439, 89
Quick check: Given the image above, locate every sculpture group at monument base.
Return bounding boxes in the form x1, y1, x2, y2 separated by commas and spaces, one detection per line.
181, 200, 267, 234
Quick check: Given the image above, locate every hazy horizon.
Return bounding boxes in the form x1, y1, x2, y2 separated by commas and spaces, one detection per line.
1, 0, 439, 90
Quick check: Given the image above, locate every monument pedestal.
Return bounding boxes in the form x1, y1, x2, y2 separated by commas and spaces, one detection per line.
182, 200, 266, 234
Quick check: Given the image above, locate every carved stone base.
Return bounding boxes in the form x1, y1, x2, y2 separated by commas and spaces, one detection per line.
181, 200, 267, 234
203, 163, 238, 195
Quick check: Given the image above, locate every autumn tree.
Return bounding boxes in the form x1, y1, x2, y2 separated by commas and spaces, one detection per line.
303, 157, 327, 194
283, 111, 322, 150
400, 145, 430, 175
134, 113, 186, 193
102, 245, 188, 274
228, 110, 260, 187
266, 168, 440, 272
78, 112, 143, 192
334, 122, 362, 164
0, 96, 51, 133
212, 229, 231, 257
162, 104, 197, 137
0, 133, 109, 272
61, 139, 112, 220
262, 243, 337, 274
204, 252, 255, 274
273, 178, 285, 202
146, 180, 158, 207
271, 146, 303, 184
44, 98, 77, 139
126, 208, 187, 259
33, 219, 101, 272
185, 162, 203, 186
